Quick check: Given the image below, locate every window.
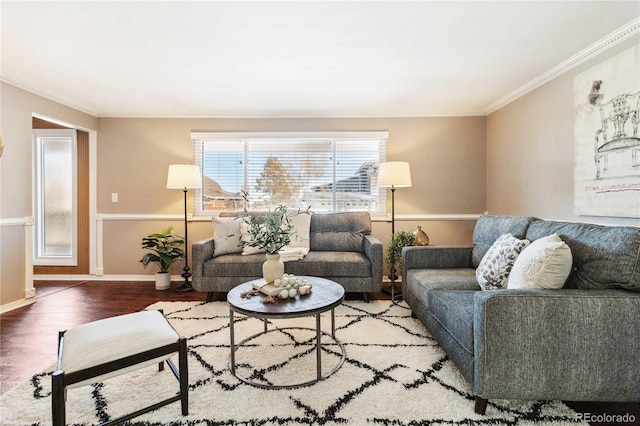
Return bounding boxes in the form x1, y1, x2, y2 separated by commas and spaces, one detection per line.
33, 129, 78, 266
192, 132, 387, 213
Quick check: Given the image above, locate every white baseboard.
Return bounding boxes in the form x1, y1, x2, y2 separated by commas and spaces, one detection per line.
0, 297, 35, 315
34, 274, 184, 282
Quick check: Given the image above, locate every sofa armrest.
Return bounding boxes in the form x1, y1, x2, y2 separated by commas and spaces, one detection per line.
473, 289, 640, 401
401, 246, 473, 283
191, 237, 215, 291
363, 235, 383, 285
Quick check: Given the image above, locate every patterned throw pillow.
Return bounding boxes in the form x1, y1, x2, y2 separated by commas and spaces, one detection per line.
287, 213, 311, 248
475, 233, 530, 290
212, 217, 242, 257
507, 234, 572, 289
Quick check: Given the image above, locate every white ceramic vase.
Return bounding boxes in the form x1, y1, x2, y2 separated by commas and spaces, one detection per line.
155, 272, 171, 290
263, 253, 284, 284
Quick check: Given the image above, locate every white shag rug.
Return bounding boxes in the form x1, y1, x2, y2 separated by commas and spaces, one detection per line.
0, 300, 585, 425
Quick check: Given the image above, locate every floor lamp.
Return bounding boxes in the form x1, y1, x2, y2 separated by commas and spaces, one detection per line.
378, 161, 412, 300
167, 164, 202, 292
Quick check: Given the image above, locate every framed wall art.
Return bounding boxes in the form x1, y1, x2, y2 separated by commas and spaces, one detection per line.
574, 44, 640, 218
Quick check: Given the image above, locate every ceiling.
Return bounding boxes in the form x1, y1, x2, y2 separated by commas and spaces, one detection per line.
1, 1, 639, 118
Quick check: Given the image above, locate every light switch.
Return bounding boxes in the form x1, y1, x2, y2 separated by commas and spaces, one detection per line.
111, 193, 118, 203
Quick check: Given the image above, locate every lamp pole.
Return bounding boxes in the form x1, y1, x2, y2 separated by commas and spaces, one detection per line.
176, 187, 193, 292
390, 186, 396, 235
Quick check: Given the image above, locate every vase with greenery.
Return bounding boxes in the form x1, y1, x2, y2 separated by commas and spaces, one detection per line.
240, 205, 296, 255
140, 226, 185, 290
239, 194, 310, 283
386, 231, 415, 281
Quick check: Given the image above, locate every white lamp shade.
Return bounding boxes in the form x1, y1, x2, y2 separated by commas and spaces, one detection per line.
167, 164, 202, 189
378, 162, 412, 188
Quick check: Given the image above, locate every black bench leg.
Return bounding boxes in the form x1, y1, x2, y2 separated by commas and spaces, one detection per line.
475, 396, 488, 414
51, 371, 66, 426
179, 337, 189, 416
362, 292, 369, 303
206, 292, 214, 302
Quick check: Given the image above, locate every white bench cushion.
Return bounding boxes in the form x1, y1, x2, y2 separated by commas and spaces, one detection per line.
59, 310, 179, 387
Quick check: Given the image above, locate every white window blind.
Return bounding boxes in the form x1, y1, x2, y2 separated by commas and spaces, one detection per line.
192, 132, 387, 214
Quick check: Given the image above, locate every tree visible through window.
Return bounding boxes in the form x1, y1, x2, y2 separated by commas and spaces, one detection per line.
192, 133, 387, 213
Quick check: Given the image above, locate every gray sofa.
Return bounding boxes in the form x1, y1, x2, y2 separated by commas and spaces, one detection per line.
402, 214, 640, 414
192, 211, 383, 301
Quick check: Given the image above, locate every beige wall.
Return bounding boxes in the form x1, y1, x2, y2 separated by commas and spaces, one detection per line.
487, 36, 640, 227
5, 33, 639, 307
0, 83, 485, 307
98, 116, 486, 276
0, 83, 97, 306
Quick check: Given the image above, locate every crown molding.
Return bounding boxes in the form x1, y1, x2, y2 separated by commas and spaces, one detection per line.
0, 73, 99, 117
483, 18, 640, 115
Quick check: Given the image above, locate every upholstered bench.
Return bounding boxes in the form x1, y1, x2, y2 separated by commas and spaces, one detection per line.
52, 310, 188, 426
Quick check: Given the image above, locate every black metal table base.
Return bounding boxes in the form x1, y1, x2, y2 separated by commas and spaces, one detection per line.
229, 312, 346, 389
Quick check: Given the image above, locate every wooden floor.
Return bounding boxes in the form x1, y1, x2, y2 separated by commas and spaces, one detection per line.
1, 281, 637, 426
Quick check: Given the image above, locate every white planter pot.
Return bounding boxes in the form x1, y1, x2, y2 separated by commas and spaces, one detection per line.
262, 254, 284, 284
155, 272, 171, 290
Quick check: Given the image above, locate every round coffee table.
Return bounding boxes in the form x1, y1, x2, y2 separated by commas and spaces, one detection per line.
227, 276, 346, 389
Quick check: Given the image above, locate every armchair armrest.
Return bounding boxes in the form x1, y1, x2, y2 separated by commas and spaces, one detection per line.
191, 237, 215, 291
401, 246, 473, 283
473, 289, 640, 401
363, 235, 383, 285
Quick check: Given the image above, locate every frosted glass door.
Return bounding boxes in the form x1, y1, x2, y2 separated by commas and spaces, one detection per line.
34, 129, 77, 265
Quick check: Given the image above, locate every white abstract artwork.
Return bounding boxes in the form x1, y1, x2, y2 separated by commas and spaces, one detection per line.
574, 45, 640, 218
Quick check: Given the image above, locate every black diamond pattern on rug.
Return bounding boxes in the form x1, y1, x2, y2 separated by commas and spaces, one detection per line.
0, 300, 585, 425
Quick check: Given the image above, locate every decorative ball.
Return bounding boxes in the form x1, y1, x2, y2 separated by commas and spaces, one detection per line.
274, 279, 282, 287
288, 288, 297, 298
279, 290, 289, 299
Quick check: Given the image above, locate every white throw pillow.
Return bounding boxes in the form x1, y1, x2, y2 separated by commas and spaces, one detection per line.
507, 234, 572, 290
287, 212, 311, 248
212, 217, 242, 257
476, 233, 530, 290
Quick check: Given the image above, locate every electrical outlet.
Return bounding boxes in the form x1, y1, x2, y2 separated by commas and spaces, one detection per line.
111, 193, 118, 203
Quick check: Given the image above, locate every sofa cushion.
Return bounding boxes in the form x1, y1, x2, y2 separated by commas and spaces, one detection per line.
309, 212, 371, 252
204, 251, 371, 278
526, 219, 640, 292
507, 234, 572, 290
472, 215, 533, 267
427, 290, 476, 354
475, 233, 530, 290
204, 253, 264, 277
285, 251, 371, 277
406, 269, 480, 291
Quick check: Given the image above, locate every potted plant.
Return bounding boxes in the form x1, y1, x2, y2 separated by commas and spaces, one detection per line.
140, 226, 185, 290
386, 231, 415, 282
